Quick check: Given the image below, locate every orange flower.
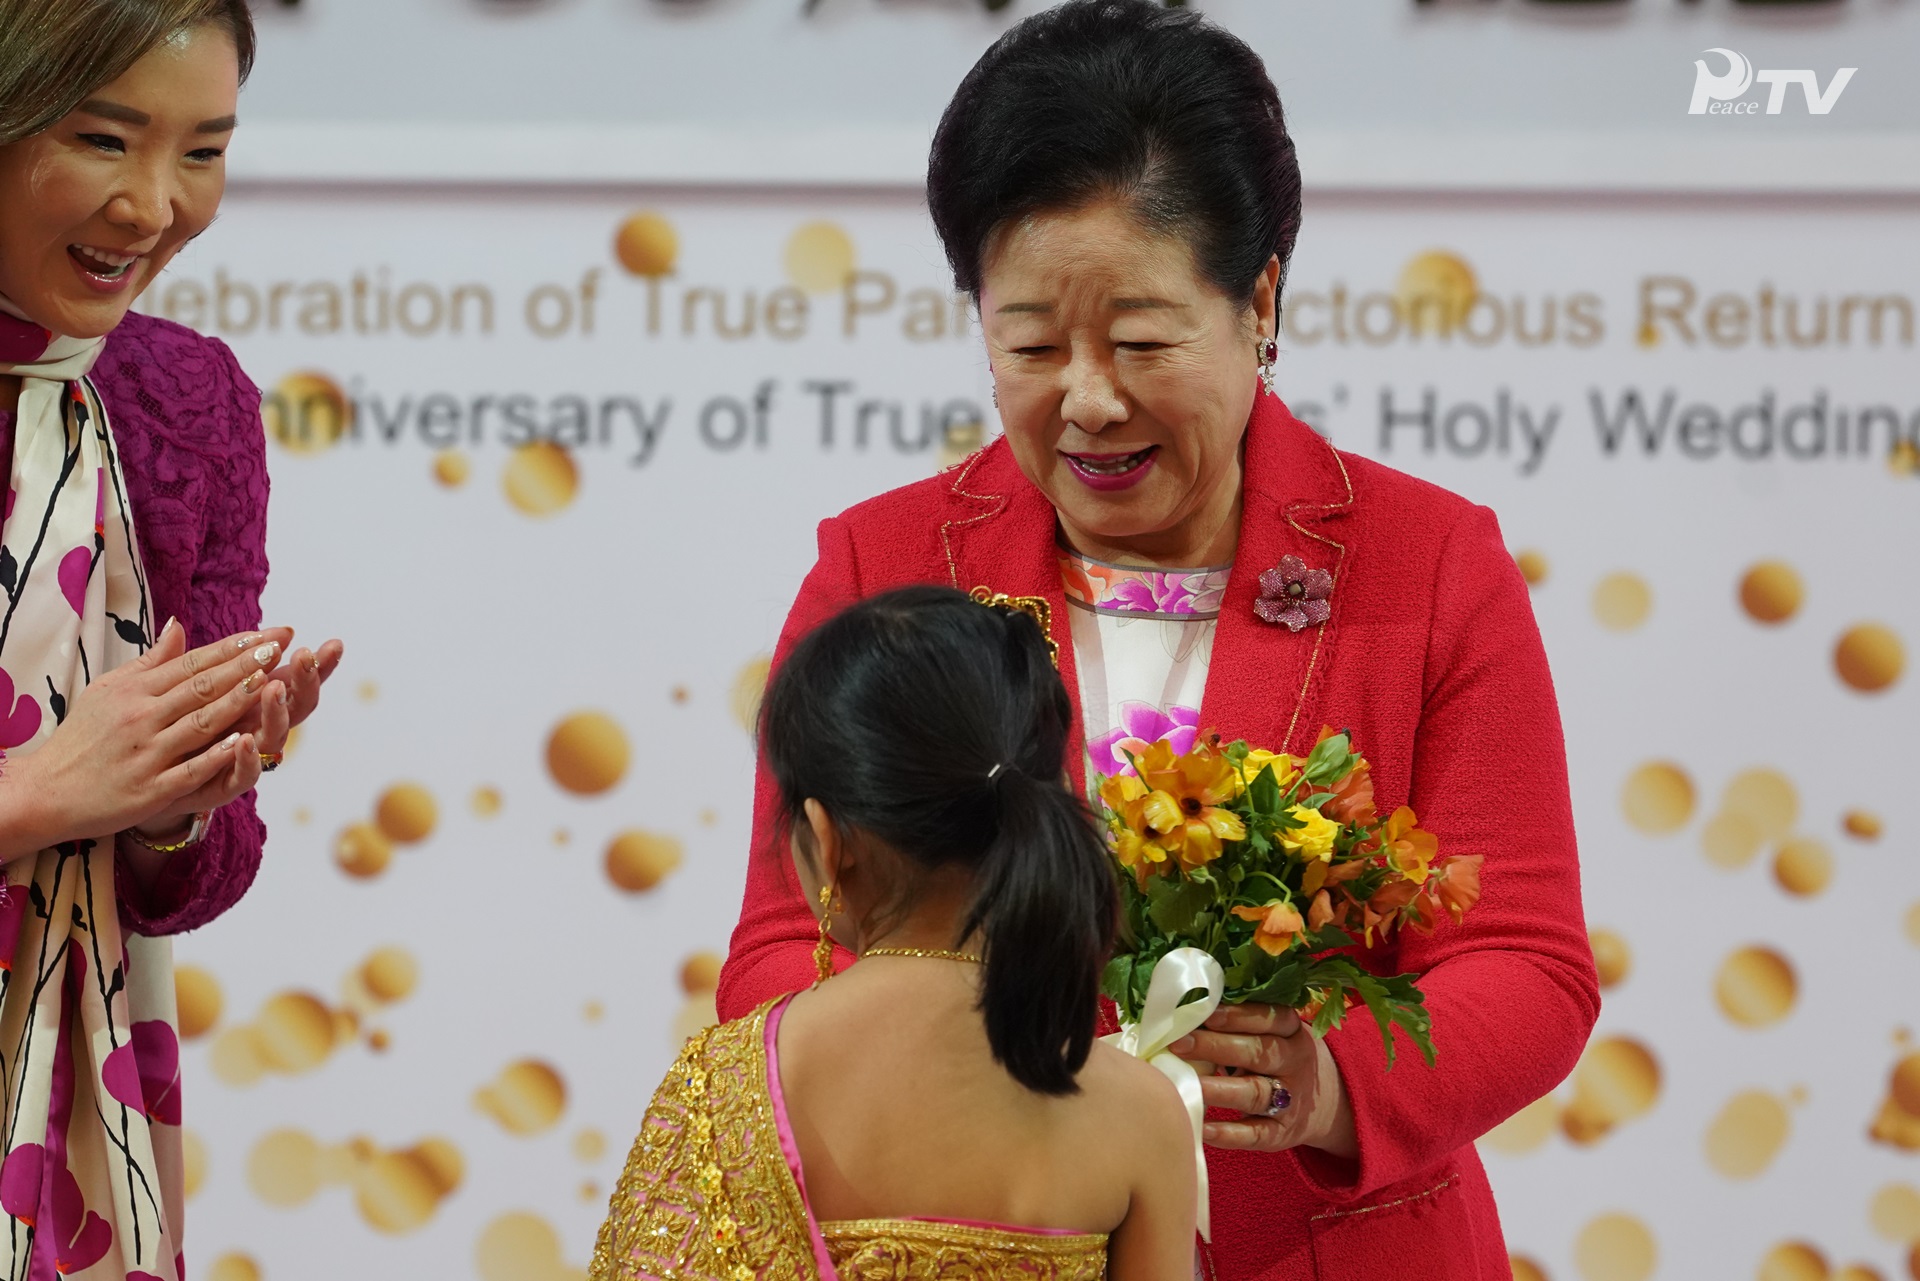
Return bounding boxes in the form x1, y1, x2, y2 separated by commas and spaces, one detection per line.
1360, 878, 1421, 945
1323, 760, 1376, 825
1431, 854, 1484, 924
1377, 806, 1438, 885
1307, 889, 1337, 931
1099, 773, 1172, 883
1133, 739, 1246, 871
1232, 900, 1308, 956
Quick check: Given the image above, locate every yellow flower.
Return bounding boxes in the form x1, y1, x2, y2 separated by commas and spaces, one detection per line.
1240, 749, 1298, 792
1100, 773, 1172, 881
1134, 740, 1247, 871
1279, 805, 1340, 862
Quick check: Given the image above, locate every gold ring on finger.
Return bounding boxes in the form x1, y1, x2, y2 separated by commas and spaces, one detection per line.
259, 752, 284, 773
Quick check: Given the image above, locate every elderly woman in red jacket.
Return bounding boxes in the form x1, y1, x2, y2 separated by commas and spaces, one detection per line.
718, 2, 1599, 1277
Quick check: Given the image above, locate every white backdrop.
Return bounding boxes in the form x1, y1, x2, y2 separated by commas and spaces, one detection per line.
124, 3, 1920, 1281
142, 184, 1920, 1281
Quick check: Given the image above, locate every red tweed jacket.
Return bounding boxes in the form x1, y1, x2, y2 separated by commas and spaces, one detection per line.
717, 391, 1600, 1281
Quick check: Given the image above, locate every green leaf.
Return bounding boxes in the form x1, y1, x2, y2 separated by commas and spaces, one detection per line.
1101, 954, 1134, 1007
1301, 733, 1352, 785
1249, 764, 1283, 815
1146, 877, 1216, 936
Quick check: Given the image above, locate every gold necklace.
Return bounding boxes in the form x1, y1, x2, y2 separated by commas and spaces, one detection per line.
860, 947, 983, 964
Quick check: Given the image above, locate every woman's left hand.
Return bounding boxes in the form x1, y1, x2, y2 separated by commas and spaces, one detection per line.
231, 638, 346, 757
1169, 1003, 1358, 1159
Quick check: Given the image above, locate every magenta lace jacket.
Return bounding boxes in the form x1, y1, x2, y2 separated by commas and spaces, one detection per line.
0, 312, 270, 935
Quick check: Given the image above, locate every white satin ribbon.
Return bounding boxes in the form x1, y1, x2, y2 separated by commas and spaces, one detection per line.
1102, 947, 1225, 1241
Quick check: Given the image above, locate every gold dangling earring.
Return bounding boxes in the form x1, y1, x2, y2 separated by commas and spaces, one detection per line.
813, 882, 838, 987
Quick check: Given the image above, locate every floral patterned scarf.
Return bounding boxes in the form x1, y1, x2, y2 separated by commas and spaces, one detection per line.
0, 296, 181, 1280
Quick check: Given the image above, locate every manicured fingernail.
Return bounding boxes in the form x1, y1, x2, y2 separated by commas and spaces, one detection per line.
252, 642, 280, 667
236, 633, 262, 650
304, 652, 321, 674
242, 671, 264, 694
161, 616, 177, 638
1169, 1037, 1193, 1055
275, 684, 288, 707
222, 732, 240, 748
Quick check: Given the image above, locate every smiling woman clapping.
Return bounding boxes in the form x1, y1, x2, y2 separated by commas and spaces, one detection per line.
0, 4, 341, 1276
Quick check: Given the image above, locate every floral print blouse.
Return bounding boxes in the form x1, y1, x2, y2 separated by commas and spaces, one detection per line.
1059, 549, 1232, 786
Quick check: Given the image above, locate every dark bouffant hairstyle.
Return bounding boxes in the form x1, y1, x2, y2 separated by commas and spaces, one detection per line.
761, 586, 1117, 1096
927, 0, 1302, 313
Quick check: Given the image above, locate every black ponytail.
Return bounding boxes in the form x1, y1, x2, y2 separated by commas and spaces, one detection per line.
761, 585, 1116, 1096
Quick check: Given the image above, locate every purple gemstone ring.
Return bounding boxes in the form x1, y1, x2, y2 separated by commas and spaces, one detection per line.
1263, 1078, 1294, 1117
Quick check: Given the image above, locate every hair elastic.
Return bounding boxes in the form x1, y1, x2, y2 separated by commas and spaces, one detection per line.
987, 763, 1006, 780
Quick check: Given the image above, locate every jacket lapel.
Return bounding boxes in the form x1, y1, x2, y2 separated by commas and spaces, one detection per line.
1199, 394, 1357, 756
940, 443, 1090, 797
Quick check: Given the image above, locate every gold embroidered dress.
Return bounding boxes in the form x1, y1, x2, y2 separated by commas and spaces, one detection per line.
591, 999, 1108, 1281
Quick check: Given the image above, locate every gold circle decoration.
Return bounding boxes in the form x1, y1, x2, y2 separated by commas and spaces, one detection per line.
476, 1211, 575, 1281
472, 785, 504, 818
1593, 573, 1653, 632
1511, 1257, 1550, 1281
785, 221, 856, 294
503, 441, 579, 518
1724, 769, 1799, 843
1758, 1242, 1830, 1281
604, 830, 684, 893
409, 1138, 465, 1196
209, 1025, 267, 1087
680, 951, 724, 996
1873, 1183, 1920, 1242
1845, 810, 1884, 841
175, 965, 223, 1039
1835, 1267, 1885, 1281
1480, 1093, 1559, 1156
362, 947, 420, 1003
207, 1255, 264, 1281
1703, 1089, 1791, 1179
264, 371, 352, 455
334, 822, 394, 879
1564, 1037, 1662, 1142
1715, 946, 1798, 1028
255, 992, 338, 1073
475, 1060, 568, 1136
1773, 838, 1833, 898
1836, 623, 1905, 693
1590, 929, 1632, 989
732, 656, 772, 733
573, 1128, 607, 1163
546, 711, 630, 795
1514, 550, 1550, 588
355, 1148, 445, 1234
1395, 250, 1478, 337
183, 1129, 208, 1200
1740, 561, 1804, 624
614, 211, 679, 278
376, 783, 438, 844
433, 450, 471, 488
1905, 904, 1920, 948
1701, 811, 1764, 870
1889, 1054, 1920, 1117
1621, 762, 1695, 834
248, 1128, 322, 1207
1574, 1212, 1657, 1281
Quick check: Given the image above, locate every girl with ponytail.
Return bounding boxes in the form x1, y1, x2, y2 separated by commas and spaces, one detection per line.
593, 587, 1195, 1281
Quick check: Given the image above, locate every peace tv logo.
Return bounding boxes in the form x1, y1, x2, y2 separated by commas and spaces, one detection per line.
1688, 48, 1857, 116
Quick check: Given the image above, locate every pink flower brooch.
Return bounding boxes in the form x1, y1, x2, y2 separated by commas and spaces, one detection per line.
1255, 555, 1333, 632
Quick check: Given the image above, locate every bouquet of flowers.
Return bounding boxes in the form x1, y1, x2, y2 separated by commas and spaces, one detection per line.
1097, 728, 1482, 1067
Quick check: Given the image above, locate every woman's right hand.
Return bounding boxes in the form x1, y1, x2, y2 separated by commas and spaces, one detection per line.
0, 620, 293, 861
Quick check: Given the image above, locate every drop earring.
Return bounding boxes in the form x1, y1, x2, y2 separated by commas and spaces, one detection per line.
1257, 338, 1280, 398
813, 882, 839, 987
